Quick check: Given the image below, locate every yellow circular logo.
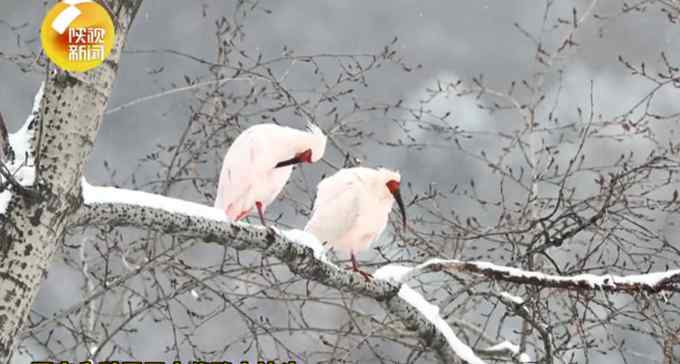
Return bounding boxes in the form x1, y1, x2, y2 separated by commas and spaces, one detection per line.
40, 1, 115, 72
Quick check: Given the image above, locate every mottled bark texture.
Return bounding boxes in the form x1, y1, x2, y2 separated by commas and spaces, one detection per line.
0, 1, 142, 362
74, 198, 459, 363
0, 2, 461, 362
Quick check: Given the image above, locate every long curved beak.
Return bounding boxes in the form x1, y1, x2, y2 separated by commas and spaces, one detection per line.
275, 156, 300, 168
390, 188, 407, 231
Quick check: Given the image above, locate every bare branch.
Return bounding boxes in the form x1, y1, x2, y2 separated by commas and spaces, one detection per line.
72, 180, 480, 363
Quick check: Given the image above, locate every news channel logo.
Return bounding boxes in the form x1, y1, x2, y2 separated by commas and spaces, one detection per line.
40, 0, 116, 72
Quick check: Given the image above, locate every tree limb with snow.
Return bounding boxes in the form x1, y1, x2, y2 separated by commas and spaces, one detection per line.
73, 180, 483, 363
2, 1, 680, 363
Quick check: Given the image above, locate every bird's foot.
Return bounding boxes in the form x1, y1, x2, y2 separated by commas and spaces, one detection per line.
255, 201, 267, 226
349, 252, 372, 281
234, 209, 250, 221
351, 266, 373, 281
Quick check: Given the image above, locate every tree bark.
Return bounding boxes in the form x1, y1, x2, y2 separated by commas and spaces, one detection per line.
0, 1, 142, 361
6, 2, 672, 363
73, 185, 461, 363
0, 2, 467, 362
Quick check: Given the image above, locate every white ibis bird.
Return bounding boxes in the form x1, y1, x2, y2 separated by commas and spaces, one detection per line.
215, 123, 327, 225
304, 167, 407, 279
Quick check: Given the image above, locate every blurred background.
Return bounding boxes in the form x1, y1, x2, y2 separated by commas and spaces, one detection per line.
2, 1, 680, 363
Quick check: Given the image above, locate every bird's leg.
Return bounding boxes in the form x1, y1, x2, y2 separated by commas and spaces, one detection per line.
255, 201, 266, 226
234, 209, 250, 221
350, 251, 373, 281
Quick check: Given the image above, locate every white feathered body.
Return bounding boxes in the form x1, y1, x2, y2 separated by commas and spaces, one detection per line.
305, 167, 400, 252
215, 123, 326, 221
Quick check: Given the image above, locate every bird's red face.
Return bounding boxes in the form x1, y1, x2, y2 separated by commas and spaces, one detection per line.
296, 148, 313, 163
275, 148, 313, 168
386, 179, 407, 230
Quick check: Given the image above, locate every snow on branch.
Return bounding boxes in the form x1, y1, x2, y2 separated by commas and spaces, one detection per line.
376, 265, 526, 363
375, 259, 680, 293
500, 291, 525, 305
478, 341, 531, 363
73, 180, 471, 363
73, 180, 680, 364
81, 178, 227, 222
0, 82, 44, 214
73, 180, 679, 363
274, 227, 333, 264
398, 285, 487, 364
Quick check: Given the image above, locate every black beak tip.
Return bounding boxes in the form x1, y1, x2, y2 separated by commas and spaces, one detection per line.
392, 190, 407, 232
275, 157, 299, 168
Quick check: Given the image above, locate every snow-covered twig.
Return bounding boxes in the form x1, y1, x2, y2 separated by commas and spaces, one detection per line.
398, 285, 487, 364
500, 291, 525, 305
375, 258, 680, 293
478, 341, 531, 363
377, 267, 528, 363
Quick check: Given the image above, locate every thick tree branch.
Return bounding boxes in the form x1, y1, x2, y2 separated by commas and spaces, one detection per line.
70, 179, 680, 362
72, 180, 485, 364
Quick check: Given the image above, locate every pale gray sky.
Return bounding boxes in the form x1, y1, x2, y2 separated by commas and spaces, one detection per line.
2, 1, 679, 362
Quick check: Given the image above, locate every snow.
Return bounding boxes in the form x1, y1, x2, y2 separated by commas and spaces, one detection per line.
484, 340, 520, 355
500, 291, 524, 305
0, 191, 11, 215
0, 83, 43, 215
373, 257, 678, 362
483, 340, 532, 363
374, 264, 414, 283
81, 182, 337, 265
485, 340, 519, 355
471, 260, 680, 289
374, 258, 451, 284
399, 285, 486, 364
617, 270, 680, 286
80, 181, 336, 267
376, 258, 679, 291
517, 353, 532, 363
81, 178, 229, 222
276, 228, 331, 263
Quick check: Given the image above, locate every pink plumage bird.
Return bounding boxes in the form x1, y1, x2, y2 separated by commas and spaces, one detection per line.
215, 123, 327, 224
304, 167, 407, 279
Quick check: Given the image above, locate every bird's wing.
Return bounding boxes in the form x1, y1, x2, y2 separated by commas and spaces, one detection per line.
305, 170, 363, 244
312, 169, 359, 209
215, 127, 271, 210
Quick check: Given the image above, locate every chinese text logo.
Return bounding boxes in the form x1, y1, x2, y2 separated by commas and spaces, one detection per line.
41, 0, 116, 72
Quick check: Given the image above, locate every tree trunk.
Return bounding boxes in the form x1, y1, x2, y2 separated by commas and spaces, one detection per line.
0, 1, 142, 361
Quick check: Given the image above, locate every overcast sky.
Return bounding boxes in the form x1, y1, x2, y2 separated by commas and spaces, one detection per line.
2, 1, 679, 362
